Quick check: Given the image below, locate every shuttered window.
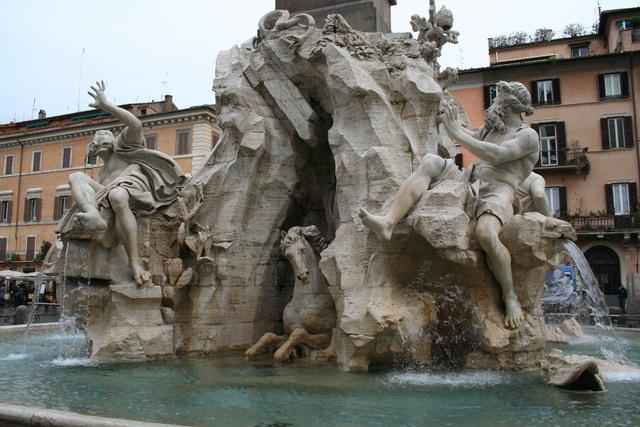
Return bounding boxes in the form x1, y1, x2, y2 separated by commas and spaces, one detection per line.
598, 72, 629, 99
61, 147, 72, 168
32, 151, 42, 172
531, 79, 561, 105
4, 155, 14, 175
0, 237, 7, 260
26, 236, 36, 261
176, 130, 191, 155
605, 183, 638, 215
145, 134, 158, 150
601, 116, 634, 149
53, 195, 73, 221
483, 85, 498, 109
545, 186, 567, 218
535, 122, 566, 166
24, 198, 41, 222
0, 201, 11, 223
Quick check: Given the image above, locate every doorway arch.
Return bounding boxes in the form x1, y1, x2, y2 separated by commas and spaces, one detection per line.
585, 245, 620, 296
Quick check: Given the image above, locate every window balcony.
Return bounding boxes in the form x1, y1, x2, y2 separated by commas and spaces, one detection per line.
534, 147, 590, 175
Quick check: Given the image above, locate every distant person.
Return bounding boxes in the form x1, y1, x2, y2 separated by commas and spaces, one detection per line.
0, 283, 5, 308
618, 285, 628, 313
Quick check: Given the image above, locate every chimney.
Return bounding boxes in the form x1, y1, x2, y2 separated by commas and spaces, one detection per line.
38, 110, 46, 119
163, 95, 175, 112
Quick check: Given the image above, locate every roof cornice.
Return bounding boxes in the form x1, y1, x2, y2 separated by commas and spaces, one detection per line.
0, 106, 217, 149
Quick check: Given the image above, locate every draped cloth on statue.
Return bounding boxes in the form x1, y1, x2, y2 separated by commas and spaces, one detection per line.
109, 132, 186, 212
55, 130, 186, 234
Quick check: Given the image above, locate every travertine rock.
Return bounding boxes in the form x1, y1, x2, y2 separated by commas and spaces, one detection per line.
541, 349, 606, 391
545, 317, 584, 344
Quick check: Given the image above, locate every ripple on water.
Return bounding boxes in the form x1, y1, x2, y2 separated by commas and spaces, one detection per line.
385, 371, 508, 387
603, 369, 640, 382
47, 357, 99, 367
0, 353, 28, 361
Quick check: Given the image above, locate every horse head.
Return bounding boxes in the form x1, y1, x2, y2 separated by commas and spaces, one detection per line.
280, 225, 321, 285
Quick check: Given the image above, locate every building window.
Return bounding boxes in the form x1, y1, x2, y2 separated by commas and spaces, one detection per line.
633, 27, 640, 42
0, 200, 11, 223
531, 79, 561, 105
86, 153, 97, 165
617, 20, 632, 29
25, 236, 36, 261
571, 46, 589, 57
483, 84, 498, 109
0, 237, 7, 260
53, 195, 73, 221
24, 197, 41, 223
601, 116, 633, 149
606, 183, 638, 215
61, 147, 72, 169
4, 154, 14, 175
598, 72, 629, 99
539, 124, 558, 166
545, 187, 567, 218
31, 150, 42, 172
531, 121, 567, 167
613, 184, 630, 215
546, 188, 560, 217
145, 134, 158, 150
176, 129, 191, 155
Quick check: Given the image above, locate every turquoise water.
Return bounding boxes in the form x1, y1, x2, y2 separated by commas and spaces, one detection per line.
1, 329, 640, 426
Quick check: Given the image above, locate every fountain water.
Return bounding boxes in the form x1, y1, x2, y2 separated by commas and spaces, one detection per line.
562, 240, 635, 367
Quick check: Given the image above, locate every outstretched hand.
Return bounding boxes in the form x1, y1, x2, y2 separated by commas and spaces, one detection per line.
88, 80, 109, 110
439, 98, 462, 137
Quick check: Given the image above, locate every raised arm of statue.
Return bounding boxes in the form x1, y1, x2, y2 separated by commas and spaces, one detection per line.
440, 100, 538, 164
88, 81, 144, 146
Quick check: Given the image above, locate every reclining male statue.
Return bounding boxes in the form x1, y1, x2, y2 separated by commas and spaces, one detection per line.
59, 81, 186, 286
359, 81, 540, 329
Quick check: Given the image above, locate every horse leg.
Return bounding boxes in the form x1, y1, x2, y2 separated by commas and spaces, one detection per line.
245, 332, 287, 360
273, 328, 332, 363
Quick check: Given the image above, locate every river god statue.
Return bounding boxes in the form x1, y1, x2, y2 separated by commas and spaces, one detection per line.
58, 81, 186, 286
360, 81, 539, 329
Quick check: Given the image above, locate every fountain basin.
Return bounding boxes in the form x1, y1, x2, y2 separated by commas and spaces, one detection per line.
1, 328, 640, 426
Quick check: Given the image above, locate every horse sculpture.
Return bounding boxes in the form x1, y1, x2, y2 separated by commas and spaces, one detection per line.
245, 225, 336, 362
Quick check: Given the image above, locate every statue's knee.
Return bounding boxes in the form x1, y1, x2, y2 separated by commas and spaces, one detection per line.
69, 172, 86, 184
475, 224, 497, 249
108, 187, 129, 208
418, 153, 444, 177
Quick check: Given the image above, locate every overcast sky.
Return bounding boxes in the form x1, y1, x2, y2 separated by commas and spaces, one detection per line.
0, 0, 638, 123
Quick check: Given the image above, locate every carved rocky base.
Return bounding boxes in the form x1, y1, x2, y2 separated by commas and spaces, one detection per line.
63, 281, 174, 362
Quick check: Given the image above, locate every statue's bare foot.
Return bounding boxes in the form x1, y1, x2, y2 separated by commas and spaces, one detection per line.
359, 208, 393, 242
504, 298, 524, 329
273, 346, 293, 363
131, 262, 152, 287
73, 210, 108, 231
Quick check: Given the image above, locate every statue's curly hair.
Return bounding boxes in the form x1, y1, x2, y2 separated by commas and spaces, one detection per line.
496, 81, 534, 116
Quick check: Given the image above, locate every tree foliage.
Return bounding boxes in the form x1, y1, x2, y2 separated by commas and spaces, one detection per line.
563, 23, 586, 38
533, 28, 554, 42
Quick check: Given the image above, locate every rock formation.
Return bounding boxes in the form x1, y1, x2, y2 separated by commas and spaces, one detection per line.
541, 349, 606, 391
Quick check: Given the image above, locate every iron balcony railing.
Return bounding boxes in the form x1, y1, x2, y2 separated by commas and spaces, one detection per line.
535, 147, 590, 175
567, 215, 638, 232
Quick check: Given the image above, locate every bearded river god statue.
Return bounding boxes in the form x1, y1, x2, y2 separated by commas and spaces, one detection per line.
361, 81, 541, 329
45, 1, 575, 370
